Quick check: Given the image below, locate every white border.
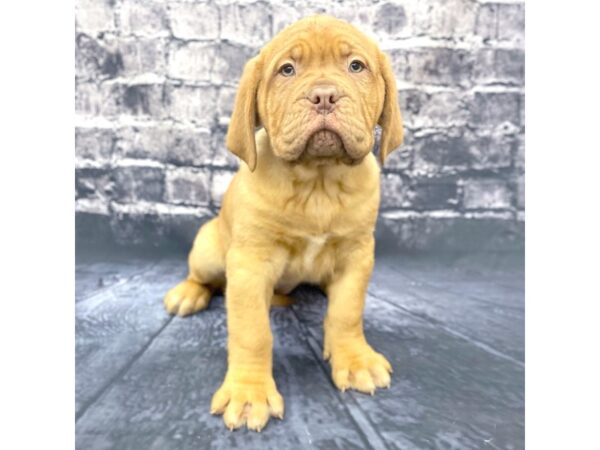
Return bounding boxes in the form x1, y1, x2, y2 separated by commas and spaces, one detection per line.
527, 2, 600, 449
2, 1, 600, 449
0, 2, 74, 448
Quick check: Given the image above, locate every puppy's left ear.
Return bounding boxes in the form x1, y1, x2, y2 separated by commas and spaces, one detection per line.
226, 56, 261, 172
377, 51, 404, 165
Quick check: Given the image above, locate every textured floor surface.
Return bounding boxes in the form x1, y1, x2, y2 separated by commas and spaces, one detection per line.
75, 246, 524, 450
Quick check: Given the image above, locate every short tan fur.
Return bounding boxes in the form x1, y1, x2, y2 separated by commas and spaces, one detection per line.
164, 15, 403, 432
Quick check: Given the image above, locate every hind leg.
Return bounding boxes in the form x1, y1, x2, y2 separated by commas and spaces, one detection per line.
164, 218, 225, 316
270, 293, 294, 307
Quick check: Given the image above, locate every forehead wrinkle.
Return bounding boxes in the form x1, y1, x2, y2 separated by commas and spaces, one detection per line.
338, 41, 351, 57
269, 38, 312, 65
264, 41, 303, 75
263, 24, 380, 73
290, 45, 302, 61
340, 36, 379, 71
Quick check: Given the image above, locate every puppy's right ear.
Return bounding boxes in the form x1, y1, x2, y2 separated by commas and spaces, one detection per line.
226, 56, 261, 172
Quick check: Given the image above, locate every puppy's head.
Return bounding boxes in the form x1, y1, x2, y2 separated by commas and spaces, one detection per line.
226, 15, 403, 171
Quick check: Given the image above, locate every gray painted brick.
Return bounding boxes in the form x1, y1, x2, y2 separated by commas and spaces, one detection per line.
475, 3, 525, 46
272, 3, 303, 35
515, 135, 525, 170
404, 48, 475, 88
386, 48, 410, 82
412, 129, 513, 175
463, 178, 512, 210
400, 89, 470, 129
380, 127, 412, 171
515, 175, 525, 210
424, 0, 477, 39
75, 82, 122, 118
168, 42, 217, 82
211, 43, 257, 85
382, 148, 412, 171
469, 92, 522, 129
327, 3, 377, 34
497, 3, 525, 45
76, 127, 115, 163
76, 168, 114, 201
413, 129, 472, 175
380, 173, 409, 209
210, 170, 236, 206
118, 37, 167, 78
169, 2, 220, 40
216, 86, 237, 123
408, 176, 459, 210
474, 48, 525, 86
165, 167, 211, 205
374, 3, 408, 36
469, 132, 517, 171
120, 84, 169, 118
75, 0, 115, 35
77, 83, 169, 119
167, 85, 218, 127
75, 0, 525, 247
116, 126, 213, 166
219, 2, 273, 47
76, 34, 123, 81
76, 34, 166, 81
113, 166, 165, 202
211, 127, 240, 168
166, 128, 213, 166
119, 0, 169, 38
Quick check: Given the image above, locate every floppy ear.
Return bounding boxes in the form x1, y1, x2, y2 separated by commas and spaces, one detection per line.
226, 56, 261, 171
377, 51, 404, 165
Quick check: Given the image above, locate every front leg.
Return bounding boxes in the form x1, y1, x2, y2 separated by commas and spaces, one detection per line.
210, 245, 287, 431
324, 236, 392, 394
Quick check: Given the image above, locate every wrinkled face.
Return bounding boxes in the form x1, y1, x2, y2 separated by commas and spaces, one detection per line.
257, 18, 385, 165
225, 16, 403, 172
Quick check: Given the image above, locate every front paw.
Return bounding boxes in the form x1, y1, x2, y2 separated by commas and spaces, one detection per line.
210, 369, 284, 432
327, 343, 393, 394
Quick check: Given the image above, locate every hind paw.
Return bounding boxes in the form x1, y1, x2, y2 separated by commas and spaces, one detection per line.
164, 279, 211, 316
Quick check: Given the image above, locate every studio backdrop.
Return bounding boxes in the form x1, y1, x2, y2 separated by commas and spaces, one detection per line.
75, 0, 524, 251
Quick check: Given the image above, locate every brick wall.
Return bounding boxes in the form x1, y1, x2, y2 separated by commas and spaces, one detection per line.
75, 0, 524, 251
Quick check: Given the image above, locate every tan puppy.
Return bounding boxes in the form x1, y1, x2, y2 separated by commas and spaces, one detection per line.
164, 15, 403, 431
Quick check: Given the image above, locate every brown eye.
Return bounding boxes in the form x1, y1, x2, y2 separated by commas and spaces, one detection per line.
279, 63, 295, 77
349, 60, 365, 73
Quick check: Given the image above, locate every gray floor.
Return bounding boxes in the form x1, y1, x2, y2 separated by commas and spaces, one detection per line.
75, 246, 524, 450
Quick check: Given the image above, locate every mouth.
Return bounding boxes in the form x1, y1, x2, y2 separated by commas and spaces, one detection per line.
292, 128, 359, 166
306, 129, 344, 156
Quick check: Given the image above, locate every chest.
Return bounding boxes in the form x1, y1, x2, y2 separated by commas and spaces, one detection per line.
300, 233, 330, 268
276, 232, 336, 292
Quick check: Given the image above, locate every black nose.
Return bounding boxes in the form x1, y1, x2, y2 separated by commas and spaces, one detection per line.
308, 85, 339, 114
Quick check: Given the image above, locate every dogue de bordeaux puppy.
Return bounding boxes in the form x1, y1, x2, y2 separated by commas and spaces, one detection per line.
164, 15, 403, 431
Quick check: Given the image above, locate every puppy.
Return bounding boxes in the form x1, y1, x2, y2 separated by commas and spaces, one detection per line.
164, 15, 403, 431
